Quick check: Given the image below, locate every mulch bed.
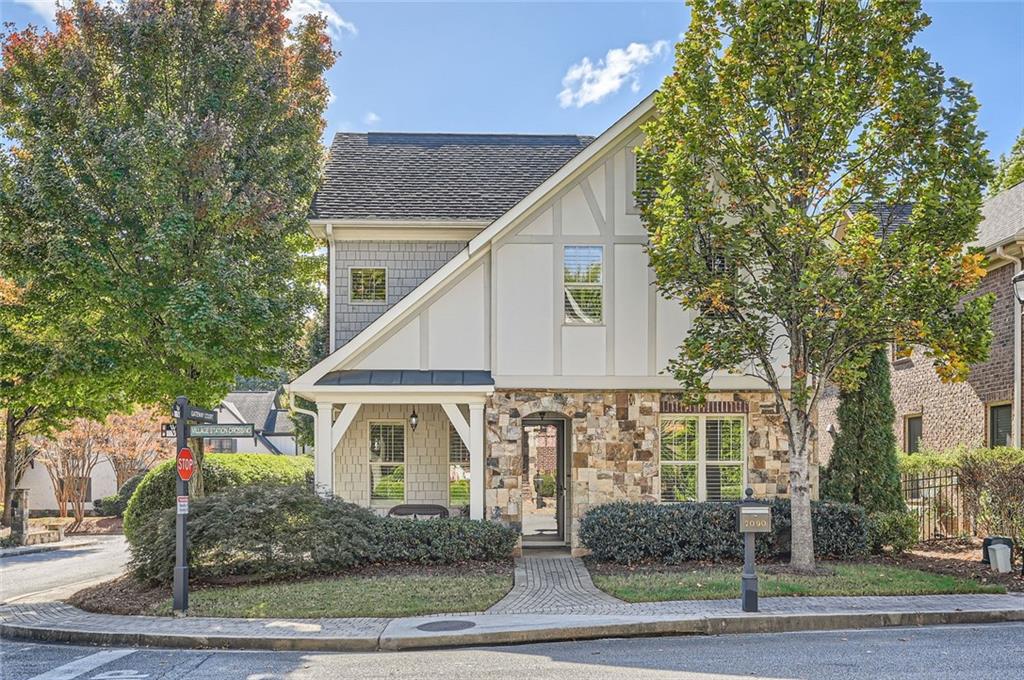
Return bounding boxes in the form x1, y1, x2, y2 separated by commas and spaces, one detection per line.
66, 516, 124, 535
67, 560, 513, 616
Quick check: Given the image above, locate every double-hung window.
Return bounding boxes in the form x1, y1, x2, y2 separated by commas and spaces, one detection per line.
905, 415, 923, 453
564, 245, 603, 324
369, 422, 405, 506
448, 424, 470, 508
989, 404, 1012, 448
660, 415, 745, 502
350, 267, 387, 303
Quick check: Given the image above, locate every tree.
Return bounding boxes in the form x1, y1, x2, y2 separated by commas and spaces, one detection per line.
1, 0, 335, 494
990, 128, 1024, 194
35, 418, 105, 526
638, 0, 993, 570
0, 419, 39, 503
822, 348, 904, 514
101, 407, 174, 488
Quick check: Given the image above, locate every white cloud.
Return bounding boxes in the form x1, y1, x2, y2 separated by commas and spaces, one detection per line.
362, 111, 381, 126
558, 40, 668, 109
10, 0, 61, 22
327, 90, 337, 107
286, 0, 357, 39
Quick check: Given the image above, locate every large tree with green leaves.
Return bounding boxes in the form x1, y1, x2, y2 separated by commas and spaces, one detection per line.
638, 0, 993, 570
0, 0, 334, 493
821, 348, 904, 514
990, 128, 1024, 195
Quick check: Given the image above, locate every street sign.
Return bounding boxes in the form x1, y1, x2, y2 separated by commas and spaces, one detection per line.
176, 495, 189, 515
188, 423, 255, 439
161, 423, 176, 439
176, 447, 196, 482
186, 406, 218, 424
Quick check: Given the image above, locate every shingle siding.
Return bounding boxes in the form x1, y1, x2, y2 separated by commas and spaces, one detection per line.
334, 240, 465, 348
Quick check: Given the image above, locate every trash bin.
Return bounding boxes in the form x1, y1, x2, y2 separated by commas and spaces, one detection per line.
989, 544, 1012, 574
982, 536, 1013, 564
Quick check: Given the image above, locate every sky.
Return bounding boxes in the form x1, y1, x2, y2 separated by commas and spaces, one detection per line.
2, 1, 1022, 160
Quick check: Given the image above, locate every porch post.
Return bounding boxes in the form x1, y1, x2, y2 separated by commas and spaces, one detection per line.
469, 403, 485, 521
315, 402, 335, 498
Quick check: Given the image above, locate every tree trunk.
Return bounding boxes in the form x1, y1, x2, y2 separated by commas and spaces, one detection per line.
187, 435, 205, 497
787, 409, 816, 570
3, 410, 19, 527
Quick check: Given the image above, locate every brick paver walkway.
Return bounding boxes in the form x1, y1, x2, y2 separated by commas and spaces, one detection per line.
487, 551, 623, 614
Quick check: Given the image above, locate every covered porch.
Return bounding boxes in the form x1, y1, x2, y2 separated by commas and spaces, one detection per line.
289, 370, 492, 520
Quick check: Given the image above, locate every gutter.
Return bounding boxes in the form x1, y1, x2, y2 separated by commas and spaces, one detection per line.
994, 244, 1024, 448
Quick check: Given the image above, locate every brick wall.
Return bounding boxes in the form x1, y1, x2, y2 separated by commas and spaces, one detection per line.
333, 240, 465, 348
817, 260, 1019, 461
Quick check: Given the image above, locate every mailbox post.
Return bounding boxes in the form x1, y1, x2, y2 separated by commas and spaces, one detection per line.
737, 487, 771, 612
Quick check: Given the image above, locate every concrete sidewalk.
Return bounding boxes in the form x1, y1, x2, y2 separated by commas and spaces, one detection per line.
0, 538, 99, 559
3, 593, 1022, 651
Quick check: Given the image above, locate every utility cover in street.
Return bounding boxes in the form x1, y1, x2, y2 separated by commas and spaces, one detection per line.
176, 447, 196, 482
189, 423, 255, 438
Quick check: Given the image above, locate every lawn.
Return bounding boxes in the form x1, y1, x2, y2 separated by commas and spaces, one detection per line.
590, 563, 1006, 603
146, 571, 513, 618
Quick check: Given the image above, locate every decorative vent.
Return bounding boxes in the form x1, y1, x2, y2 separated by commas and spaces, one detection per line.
660, 396, 749, 414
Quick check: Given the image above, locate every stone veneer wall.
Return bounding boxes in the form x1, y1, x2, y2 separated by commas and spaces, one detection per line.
485, 390, 810, 551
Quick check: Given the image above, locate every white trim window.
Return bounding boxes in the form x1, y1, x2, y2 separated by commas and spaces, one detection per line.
448, 423, 470, 509
350, 267, 387, 304
660, 415, 745, 502
369, 421, 405, 506
564, 245, 603, 324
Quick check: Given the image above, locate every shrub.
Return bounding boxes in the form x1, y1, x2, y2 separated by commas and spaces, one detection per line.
124, 454, 313, 545
372, 517, 518, 564
867, 511, 919, 554
579, 499, 868, 564
93, 473, 147, 517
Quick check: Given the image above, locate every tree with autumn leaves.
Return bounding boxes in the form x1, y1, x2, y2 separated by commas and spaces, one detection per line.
638, 0, 993, 570
0, 0, 334, 505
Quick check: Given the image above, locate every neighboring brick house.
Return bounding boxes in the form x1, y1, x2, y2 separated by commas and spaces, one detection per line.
287, 94, 806, 554
817, 183, 1024, 462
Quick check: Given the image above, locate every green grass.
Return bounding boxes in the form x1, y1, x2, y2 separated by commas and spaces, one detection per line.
591, 563, 1006, 603
148, 572, 513, 618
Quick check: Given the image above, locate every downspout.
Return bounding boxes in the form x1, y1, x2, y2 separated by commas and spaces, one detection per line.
995, 245, 1023, 448
287, 389, 318, 455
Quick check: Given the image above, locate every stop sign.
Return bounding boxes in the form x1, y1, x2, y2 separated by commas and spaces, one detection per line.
176, 447, 196, 482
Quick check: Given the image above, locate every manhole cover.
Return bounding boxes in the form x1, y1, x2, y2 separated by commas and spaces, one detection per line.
416, 620, 476, 632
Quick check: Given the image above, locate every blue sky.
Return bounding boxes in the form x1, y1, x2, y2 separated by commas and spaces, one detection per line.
3, 1, 1022, 160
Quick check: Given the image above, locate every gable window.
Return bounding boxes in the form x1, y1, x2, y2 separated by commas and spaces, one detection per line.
660, 415, 745, 502
369, 422, 405, 506
905, 415, 923, 453
448, 423, 471, 508
350, 267, 387, 304
989, 404, 1012, 448
564, 245, 603, 324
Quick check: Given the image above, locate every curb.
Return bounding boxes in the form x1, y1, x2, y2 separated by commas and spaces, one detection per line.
3, 607, 1022, 652
0, 540, 98, 559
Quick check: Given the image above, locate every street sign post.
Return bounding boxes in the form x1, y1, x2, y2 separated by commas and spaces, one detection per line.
188, 423, 254, 438
172, 396, 190, 615
736, 488, 771, 613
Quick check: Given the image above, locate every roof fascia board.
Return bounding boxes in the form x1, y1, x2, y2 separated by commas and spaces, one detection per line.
286, 386, 492, 405
308, 218, 490, 240
288, 93, 656, 389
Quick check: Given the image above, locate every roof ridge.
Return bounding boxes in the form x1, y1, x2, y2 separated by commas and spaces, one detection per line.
331, 131, 594, 139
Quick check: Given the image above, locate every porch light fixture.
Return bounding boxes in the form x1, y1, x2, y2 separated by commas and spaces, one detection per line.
409, 409, 419, 432
1013, 270, 1024, 305
371, 438, 380, 453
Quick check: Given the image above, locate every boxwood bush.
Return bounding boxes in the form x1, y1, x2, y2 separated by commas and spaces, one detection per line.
579, 499, 868, 564
130, 484, 518, 583
93, 472, 147, 517
123, 453, 313, 545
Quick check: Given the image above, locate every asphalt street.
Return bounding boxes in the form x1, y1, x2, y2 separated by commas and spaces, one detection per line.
2, 622, 1023, 679
0, 536, 129, 604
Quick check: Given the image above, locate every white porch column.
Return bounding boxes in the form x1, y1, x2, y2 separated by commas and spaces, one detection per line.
469, 403, 485, 521
314, 402, 335, 498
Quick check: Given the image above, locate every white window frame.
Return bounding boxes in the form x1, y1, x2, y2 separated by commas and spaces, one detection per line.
368, 419, 406, 507
563, 244, 604, 325
447, 423, 471, 509
349, 266, 388, 305
987, 402, 1012, 448
659, 415, 747, 502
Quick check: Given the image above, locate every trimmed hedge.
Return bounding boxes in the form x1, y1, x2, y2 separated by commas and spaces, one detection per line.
579, 499, 868, 564
130, 484, 518, 583
93, 472, 147, 518
123, 454, 313, 545
867, 510, 918, 554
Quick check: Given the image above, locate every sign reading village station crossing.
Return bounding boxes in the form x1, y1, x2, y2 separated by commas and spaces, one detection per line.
188, 423, 255, 438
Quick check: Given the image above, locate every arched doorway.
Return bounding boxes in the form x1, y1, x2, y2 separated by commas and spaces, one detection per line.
520, 414, 569, 545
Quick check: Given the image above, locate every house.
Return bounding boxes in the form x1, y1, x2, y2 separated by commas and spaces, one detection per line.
286, 94, 800, 553
817, 182, 1023, 460
19, 456, 117, 514
211, 390, 300, 455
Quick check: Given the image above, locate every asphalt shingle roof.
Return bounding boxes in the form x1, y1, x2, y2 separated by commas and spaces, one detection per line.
851, 202, 914, 239
223, 391, 280, 433
309, 132, 595, 221
976, 181, 1024, 249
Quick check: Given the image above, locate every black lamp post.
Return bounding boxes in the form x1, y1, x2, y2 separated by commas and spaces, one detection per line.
1013, 270, 1024, 305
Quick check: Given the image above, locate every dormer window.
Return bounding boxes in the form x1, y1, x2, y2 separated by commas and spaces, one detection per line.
350, 267, 387, 303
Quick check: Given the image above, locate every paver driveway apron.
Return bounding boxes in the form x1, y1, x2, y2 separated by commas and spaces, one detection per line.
487, 550, 622, 614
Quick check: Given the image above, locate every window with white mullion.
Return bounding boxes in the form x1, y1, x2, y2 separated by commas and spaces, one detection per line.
369, 421, 405, 507
660, 415, 746, 502
564, 245, 603, 324
448, 423, 470, 508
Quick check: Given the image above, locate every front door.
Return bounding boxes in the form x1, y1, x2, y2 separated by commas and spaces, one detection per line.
521, 418, 566, 544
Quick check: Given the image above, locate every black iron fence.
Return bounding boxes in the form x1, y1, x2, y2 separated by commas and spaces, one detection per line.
901, 468, 966, 541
